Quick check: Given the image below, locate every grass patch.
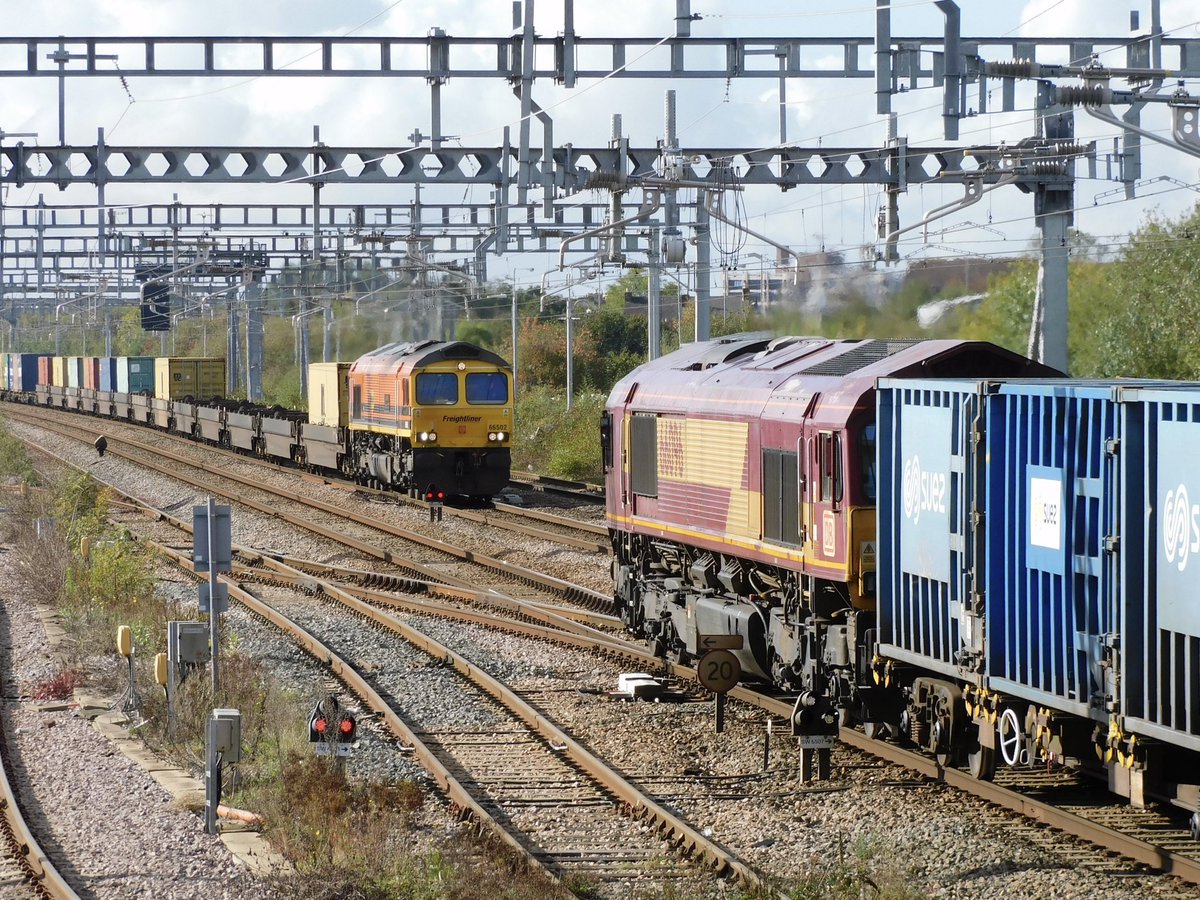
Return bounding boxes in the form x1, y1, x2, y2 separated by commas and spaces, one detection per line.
0, 415, 38, 485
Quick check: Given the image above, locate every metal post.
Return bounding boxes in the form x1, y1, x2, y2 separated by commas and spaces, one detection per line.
876, 0, 892, 115
694, 200, 711, 341
566, 295, 575, 411
207, 496, 220, 696
55, 39, 66, 145
648, 226, 661, 360
934, 1, 961, 140
245, 276, 263, 401
1032, 81, 1074, 372
510, 286, 519, 406
517, 0, 536, 207
166, 621, 179, 738
204, 715, 220, 834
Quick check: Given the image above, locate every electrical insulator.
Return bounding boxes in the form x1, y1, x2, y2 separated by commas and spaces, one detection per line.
662, 234, 687, 265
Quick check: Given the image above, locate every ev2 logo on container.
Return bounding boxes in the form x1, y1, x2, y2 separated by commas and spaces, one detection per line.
902, 455, 946, 524
1162, 483, 1200, 571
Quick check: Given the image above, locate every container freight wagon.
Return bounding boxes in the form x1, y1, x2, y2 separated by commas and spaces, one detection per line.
876, 377, 1200, 823
302, 362, 351, 471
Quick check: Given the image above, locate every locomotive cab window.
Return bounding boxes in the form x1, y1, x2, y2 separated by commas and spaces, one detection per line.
600, 412, 613, 473
466, 372, 508, 404
352, 385, 363, 418
859, 424, 877, 501
416, 373, 458, 405
818, 431, 843, 505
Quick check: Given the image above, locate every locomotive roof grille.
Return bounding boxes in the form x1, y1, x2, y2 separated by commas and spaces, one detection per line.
795, 339, 921, 376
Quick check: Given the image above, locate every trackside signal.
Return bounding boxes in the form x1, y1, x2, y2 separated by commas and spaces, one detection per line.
338, 714, 357, 743
425, 483, 445, 522
308, 704, 329, 743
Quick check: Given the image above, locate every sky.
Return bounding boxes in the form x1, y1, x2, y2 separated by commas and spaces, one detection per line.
1, 0, 1198, 298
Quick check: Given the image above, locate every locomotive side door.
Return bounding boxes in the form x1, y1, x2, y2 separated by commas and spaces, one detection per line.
797, 393, 823, 561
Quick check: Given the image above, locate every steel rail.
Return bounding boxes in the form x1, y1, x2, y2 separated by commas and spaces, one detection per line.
2, 405, 612, 609
0, 676, 81, 899
236, 551, 623, 634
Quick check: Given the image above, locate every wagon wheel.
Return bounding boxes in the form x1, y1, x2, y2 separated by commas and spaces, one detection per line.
862, 721, 889, 741
966, 725, 997, 781
997, 707, 1025, 767
931, 716, 954, 767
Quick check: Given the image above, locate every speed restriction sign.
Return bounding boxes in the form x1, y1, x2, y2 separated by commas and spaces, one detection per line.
697, 649, 741, 693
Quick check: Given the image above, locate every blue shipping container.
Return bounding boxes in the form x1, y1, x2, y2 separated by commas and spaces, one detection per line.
982, 382, 1120, 722
13, 354, 46, 392
97, 357, 118, 392
1116, 386, 1200, 753
877, 378, 983, 680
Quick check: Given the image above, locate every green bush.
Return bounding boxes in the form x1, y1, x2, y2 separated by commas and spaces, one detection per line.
0, 416, 38, 484
514, 385, 606, 482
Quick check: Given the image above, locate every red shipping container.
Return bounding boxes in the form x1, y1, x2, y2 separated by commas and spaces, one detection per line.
83, 357, 100, 391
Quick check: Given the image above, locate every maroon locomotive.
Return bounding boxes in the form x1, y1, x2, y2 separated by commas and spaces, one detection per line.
601, 334, 1055, 735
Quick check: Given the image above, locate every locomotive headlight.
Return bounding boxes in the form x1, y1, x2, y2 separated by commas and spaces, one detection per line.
496, 431, 506, 441
488, 432, 497, 441
419, 431, 437, 442
427, 431, 437, 442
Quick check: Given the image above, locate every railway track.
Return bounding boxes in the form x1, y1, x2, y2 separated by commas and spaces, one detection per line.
12, 405, 1200, 888
146, 538, 770, 894
0, 669, 83, 898
0, 398, 609, 555
1, 404, 612, 614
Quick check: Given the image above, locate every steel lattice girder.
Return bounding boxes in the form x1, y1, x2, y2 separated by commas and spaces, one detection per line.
4, 34, 1198, 80
0, 143, 1060, 188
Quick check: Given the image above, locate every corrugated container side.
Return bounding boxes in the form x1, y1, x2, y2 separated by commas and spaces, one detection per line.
98, 357, 117, 392
38, 357, 52, 388
51, 357, 65, 387
983, 383, 1118, 720
83, 357, 100, 391
877, 378, 980, 679
17, 354, 46, 391
307, 362, 351, 427
1119, 387, 1200, 752
66, 356, 83, 388
118, 357, 155, 394
156, 358, 225, 401
1, 353, 10, 391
